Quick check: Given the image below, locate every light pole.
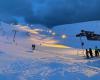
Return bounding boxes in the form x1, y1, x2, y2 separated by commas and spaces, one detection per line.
80, 36, 85, 56
12, 30, 18, 43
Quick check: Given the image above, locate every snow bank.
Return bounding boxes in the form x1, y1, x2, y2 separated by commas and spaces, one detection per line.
53, 21, 100, 49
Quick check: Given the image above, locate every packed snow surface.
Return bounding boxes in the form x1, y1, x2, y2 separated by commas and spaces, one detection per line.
0, 22, 100, 80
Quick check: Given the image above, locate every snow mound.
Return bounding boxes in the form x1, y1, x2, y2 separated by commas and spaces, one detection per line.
53, 21, 100, 49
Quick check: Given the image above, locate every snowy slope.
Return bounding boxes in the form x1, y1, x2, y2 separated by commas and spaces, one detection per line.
0, 22, 100, 80
53, 21, 100, 49
0, 22, 31, 39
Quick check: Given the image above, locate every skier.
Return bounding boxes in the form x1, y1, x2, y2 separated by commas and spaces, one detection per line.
85, 49, 89, 59
89, 48, 93, 58
95, 46, 99, 57
32, 44, 35, 50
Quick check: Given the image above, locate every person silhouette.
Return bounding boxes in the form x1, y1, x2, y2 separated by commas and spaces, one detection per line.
95, 46, 99, 57
89, 48, 93, 58
32, 44, 35, 50
85, 49, 89, 59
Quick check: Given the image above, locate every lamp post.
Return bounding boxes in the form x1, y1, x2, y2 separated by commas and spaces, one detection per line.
80, 36, 85, 56
12, 30, 18, 43
76, 33, 85, 56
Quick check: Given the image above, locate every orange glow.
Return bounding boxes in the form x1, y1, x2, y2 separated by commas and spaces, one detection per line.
42, 44, 70, 48
18, 26, 39, 34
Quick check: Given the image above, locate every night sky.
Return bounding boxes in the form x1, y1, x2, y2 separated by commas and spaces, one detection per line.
0, 0, 100, 27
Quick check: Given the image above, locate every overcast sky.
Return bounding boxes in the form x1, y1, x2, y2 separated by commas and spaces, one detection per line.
0, 0, 100, 27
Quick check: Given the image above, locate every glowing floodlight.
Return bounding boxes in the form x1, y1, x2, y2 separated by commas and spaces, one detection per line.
61, 34, 67, 39
52, 32, 56, 36
49, 30, 52, 33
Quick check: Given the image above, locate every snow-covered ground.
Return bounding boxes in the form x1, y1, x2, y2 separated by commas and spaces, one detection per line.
0, 22, 100, 80
53, 21, 100, 49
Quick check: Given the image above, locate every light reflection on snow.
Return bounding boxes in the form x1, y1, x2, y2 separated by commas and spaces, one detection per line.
0, 22, 100, 80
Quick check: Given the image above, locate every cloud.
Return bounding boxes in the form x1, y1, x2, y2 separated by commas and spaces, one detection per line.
0, 0, 100, 27
0, 0, 33, 16
0, 0, 33, 23
32, 0, 100, 26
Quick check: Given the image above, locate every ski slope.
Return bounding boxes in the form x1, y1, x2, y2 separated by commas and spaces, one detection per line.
0, 22, 100, 80
53, 21, 100, 49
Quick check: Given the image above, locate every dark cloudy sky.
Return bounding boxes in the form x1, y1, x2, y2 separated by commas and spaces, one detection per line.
0, 0, 100, 27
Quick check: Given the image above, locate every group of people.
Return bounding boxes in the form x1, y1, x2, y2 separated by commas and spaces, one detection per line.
32, 44, 100, 59
85, 46, 100, 59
